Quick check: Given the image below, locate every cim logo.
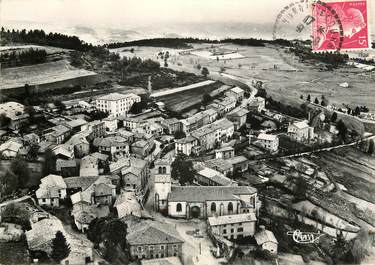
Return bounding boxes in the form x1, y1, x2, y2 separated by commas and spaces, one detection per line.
287, 230, 324, 244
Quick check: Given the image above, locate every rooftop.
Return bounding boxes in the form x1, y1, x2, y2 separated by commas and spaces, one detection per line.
208, 213, 257, 226
258, 133, 278, 141
97, 92, 140, 101
226, 156, 248, 165
254, 229, 278, 245
127, 220, 183, 246
169, 186, 257, 202
230, 86, 244, 94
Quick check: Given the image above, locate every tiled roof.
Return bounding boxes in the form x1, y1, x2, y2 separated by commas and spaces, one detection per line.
291, 120, 309, 130
97, 92, 140, 101
65, 118, 88, 128
169, 186, 257, 202
93, 136, 128, 147
176, 135, 197, 144
230, 86, 244, 94
205, 159, 233, 171
197, 167, 233, 186
72, 203, 109, 224
257, 133, 278, 141
228, 107, 249, 117
208, 213, 257, 226
127, 221, 183, 245
226, 156, 248, 165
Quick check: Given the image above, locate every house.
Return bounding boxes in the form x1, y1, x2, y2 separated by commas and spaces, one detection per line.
93, 136, 129, 160
208, 102, 226, 117
103, 116, 119, 132
288, 120, 314, 142
227, 107, 249, 130
71, 202, 110, 232
218, 97, 236, 113
43, 124, 71, 144
80, 155, 100, 176
127, 220, 184, 260
26, 216, 94, 264
191, 118, 234, 151
195, 166, 237, 186
121, 158, 149, 192
205, 159, 233, 176
114, 191, 142, 218
65, 131, 90, 158
35, 174, 67, 207
254, 226, 278, 254
131, 140, 150, 159
167, 186, 258, 219
208, 213, 257, 240
175, 136, 199, 156
0, 102, 29, 130
64, 118, 88, 134
226, 156, 249, 173
56, 159, 78, 177
81, 120, 106, 140
141, 257, 183, 265
52, 144, 75, 160
247, 97, 266, 112
23, 133, 40, 145
145, 122, 164, 136
215, 146, 235, 159
225, 86, 245, 102
95, 93, 141, 117
256, 133, 279, 152
161, 118, 182, 134
0, 139, 23, 158
123, 116, 147, 131
117, 129, 135, 144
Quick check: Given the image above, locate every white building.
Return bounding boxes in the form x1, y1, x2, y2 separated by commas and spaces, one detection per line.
35, 174, 67, 207
288, 120, 314, 142
254, 226, 278, 254
256, 133, 279, 152
175, 136, 199, 156
95, 93, 141, 117
208, 213, 257, 240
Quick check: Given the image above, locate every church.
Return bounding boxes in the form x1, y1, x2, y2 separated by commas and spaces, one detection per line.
153, 158, 259, 219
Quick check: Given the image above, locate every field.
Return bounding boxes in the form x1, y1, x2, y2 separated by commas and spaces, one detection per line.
158, 81, 224, 112
113, 43, 375, 111
0, 60, 98, 91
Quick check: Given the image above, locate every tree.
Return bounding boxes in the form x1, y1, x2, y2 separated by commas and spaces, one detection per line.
10, 159, 30, 187
129, 101, 147, 114
336, 120, 348, 143
51, 231, 70, 262
307, 94, 311, 102
42, 148, 56, 176
295, 175, 308, 201
28, 143, 40, 161
201, 67, 209, 77
300, 95, 303, 100
174, 131, 186, 140
349, 228, 371, 264
1, 203, 31, 229
368, 140, 374, 155
0, 113, 10, 127
196, 64, 202, 70
331, 112, 338, 122
202, 93, 212, 105
232, 168, 242, 180
314, 97, 319, 104
171, 153, 196, 185
0, 170, 19, 196
332, 231, 349, 264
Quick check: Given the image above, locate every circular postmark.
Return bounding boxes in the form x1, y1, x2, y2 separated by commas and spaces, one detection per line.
272, 0, 345, 69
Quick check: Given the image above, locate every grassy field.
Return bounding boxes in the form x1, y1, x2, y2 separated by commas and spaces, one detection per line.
0, 60, 97, 90
158, 81, 223, 112
114, 43, 375, 111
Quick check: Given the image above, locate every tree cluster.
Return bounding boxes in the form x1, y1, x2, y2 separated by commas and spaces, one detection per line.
291, 45, 349, 67
112, 56, 160, 74
0, 158, 31, 196
87, 217, 128, 263
0, 27, 95, 51
171, 153, 196, 185
0, 48, 47, 67
51, 231, 70, 262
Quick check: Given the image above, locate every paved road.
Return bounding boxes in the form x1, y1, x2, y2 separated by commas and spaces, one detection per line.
0, 195, 31, 209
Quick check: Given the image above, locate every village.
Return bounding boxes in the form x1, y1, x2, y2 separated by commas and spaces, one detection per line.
0, 28, 375, 265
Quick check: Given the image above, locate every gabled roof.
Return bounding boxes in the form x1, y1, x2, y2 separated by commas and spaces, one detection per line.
97, 92, 140, 101
290, 120, 309, 130
127, 221, 184, 245
257, 133, 278, 141
169, 186, 257, 202
208, 213, 257, 226
226, 156, 248, 165
228, 107, 249, 117
230, 86, 244, 94
254, 229, 278, 245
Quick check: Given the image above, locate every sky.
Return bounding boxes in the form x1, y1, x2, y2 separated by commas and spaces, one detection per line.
1, 0, 374, 43
0, 0, 316, 27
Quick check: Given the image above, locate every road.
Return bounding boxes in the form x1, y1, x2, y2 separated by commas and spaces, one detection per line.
151, 80, 216, 98
256, 134, 375, 161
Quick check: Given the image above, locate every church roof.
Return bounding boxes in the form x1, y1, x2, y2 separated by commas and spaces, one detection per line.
168, 186, 256, 202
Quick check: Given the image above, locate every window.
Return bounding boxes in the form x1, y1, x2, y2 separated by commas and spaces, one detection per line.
149, 246, 154, 251
223, 229, 227, 234
211, 202, 216, 213
160, 245, 165, 250
137, 246, 142, 252
237, 227, 243, 232
176, 203, 182, 212
173, 244, 178, 249
228, 202, 233, 213
231, 229, 234, 233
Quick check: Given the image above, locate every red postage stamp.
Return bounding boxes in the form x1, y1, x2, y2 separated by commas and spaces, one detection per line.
312, 0, 370, 52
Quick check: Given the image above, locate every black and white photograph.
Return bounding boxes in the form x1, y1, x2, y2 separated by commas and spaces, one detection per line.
0, 0, 375, 264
